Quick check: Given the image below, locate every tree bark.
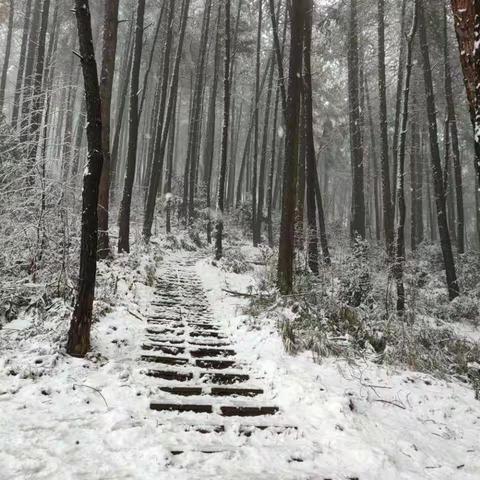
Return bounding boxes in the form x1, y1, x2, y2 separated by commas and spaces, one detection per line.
11, 0, 33, 128
348, 0, 365, 241
118, 0, 146, 253
67, 0, 104, 358
97, 0, 120, 259
418, 1, 459, 301
378, 0, 394, 257
143, 0, 190, 241
394, 0, 418, 314
0, 0, 14, 113
277, 0, 304, 294
215, 0, 231, 260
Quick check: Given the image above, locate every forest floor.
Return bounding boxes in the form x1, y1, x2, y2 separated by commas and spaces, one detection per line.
0, 233, 479, 479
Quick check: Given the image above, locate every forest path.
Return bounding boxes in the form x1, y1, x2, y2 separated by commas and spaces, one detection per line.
139, 254, 353, 479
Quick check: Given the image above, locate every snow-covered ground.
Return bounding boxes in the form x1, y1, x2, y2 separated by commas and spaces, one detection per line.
0, 245, 479, 479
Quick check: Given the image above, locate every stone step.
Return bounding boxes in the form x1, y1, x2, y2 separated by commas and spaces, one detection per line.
189, 340, 231, 347
210, 387, 264, 397
191, 348, 236, 358
146, 369, 193, 382
195, 359, 236, 370
145, 337, 184, 345
190, 331, 225, 339
146, 328, 184, 337
150, 403, 212, 414
142, 344, 186, 355
200, 372, 249, 385
141, 355, 189, 366
220, 406, 279, 417
159, 386, 203, 396
238, 425, 298, 437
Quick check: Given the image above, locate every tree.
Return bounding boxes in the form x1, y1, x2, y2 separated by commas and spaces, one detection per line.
143, 0, 191, 241
118, 0, 146, 253
215, 0, 231, 260
98, 0, 120, 259
0, 0, 14, 113
203, 5, 222, 244
186, 0, 212, 223
67, 0, 104, 357
377, 0, 394, 257
394, 0, 418, 314
11, 0, 33, 127
348, 0, 365, 241
252, 0, 263, 246
303, 0, 330, 272
449, 0, 480, 191
418, 1, 459, 301
277, 0, 304, 294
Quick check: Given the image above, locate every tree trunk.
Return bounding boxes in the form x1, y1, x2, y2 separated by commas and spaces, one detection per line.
143, 0, 190, 241
418, 1, 459, 300
203, 5, 222, 243
0, 0, 14, 113
391, 0, 407, 212
255, 55, 275, 245
97, 0, 120, 259
11, 0, 33, 128
378, 0, 394, 257
277, 0, 304, 294
348, 0, 365, 241
28, 0, 50, 183
110, 14, 134, 201
268, 0, 287, 119
443, 4, 464, 254
186, 0, 212, 223
67, 0, 104, 358
394, 0, 418, 314
304, 0, 329, 271
118, 0, 146, 253
449, 0, 480, 192
215, 0, 231, 260
252, 0, 263, 246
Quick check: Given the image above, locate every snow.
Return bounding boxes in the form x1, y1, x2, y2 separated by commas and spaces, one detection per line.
0, 245, 479, 479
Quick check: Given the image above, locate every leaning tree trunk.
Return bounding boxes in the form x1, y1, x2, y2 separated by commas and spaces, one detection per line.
394, 0, 418, 314
277, 0, 304, 294
418, 1, 459, 301
118, 0, 146, 253
215, 0, 231, 260
97, 0, 120, 259
449, 0, 480, 193
67, 0, 104, 358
